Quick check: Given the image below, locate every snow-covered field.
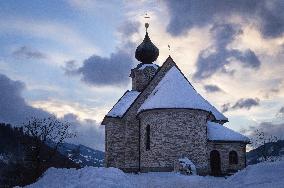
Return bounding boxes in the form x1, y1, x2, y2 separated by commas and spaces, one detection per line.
26, 161, 284, 188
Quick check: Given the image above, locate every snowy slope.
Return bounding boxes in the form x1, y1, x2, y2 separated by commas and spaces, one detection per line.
26, 161, 284, 188
138, 66, 227, 121
57, 143, 104, 167
207, 121, 250, 142
224, 161, 284, 188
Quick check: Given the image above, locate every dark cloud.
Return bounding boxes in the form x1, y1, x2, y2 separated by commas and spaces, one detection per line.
232, 98, 260, 110
0, 73, 49, 125
62, 60, 78, 75
62, 113, 104, 151
165, 0, 284, 38
64, 21, 140, 87
221, 103, 231, 113
221, 98, 260, 112
75, 51, 133, 86
204, 84, 222, 93
193, 23, 261, 80
278, 107, 284, 117
12, 46, 47, 59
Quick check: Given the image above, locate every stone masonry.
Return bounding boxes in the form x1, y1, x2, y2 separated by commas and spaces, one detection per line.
138, 109, 210, 174
208, 142, 246, 174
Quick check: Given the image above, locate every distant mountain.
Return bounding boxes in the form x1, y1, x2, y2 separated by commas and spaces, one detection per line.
57, 143, 104, 167
247, 140, 284, 165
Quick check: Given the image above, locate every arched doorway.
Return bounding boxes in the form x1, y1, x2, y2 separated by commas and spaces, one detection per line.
210, 150, 221, 176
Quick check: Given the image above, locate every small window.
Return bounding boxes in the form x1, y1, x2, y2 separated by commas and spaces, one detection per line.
229, 151, 238, 165
145, 125, 150, 150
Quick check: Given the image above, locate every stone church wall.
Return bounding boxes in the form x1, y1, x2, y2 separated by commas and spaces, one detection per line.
138, 109, 210, 175
104, 119, 125, 169
121, 120, 140, 172
207, 142, 246, 174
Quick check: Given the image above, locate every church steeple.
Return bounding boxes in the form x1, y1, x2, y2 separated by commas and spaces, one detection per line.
135, 22, 159, 64
130, 21, 159, 92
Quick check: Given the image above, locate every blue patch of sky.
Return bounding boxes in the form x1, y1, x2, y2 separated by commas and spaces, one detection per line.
0, 0, 127, 57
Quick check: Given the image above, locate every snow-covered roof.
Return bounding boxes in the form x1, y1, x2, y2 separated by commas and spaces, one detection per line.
107, 90, 140, 118
138, 66, 227, 121
207, 121, 250, 142
138, 63, 159, 70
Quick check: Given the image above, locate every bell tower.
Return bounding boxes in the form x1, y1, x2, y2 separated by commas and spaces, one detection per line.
130, 16, 159, 92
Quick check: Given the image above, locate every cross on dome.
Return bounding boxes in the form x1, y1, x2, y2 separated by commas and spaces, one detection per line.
135, 13, 159, 64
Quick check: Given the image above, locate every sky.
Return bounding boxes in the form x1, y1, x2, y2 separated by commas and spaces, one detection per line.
0, 0, 284, 151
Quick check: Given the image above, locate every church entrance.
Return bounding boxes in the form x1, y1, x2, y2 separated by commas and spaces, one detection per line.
210, 150, 221, 176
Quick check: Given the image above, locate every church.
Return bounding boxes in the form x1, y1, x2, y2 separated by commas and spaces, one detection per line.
102, 22, 250, 175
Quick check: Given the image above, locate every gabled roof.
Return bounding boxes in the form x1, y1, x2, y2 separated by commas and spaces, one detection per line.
107, 90, 140, 118
207, 121, 250, 142
138, 66, 228, 121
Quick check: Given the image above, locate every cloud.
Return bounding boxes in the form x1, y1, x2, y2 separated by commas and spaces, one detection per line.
243, 121, 284, 145
0, 73, 49, 125
222, 98, 260, 112
204, 84, 222, 93
0, 73, 104, 150
12, 46, 47, 59
64, 21, 140, 87
277, 106, 284, 117
232, 98, 260, 110
62, 60, 78, 75
62, 113, 104, 151
221, 103, 231, 113
75, 52, 133, 86
164, 0, 284, 38
193, 23, 261, 80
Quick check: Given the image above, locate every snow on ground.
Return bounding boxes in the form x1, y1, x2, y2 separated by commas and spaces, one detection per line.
224, 160, 284, 188
26, 161, 284, 188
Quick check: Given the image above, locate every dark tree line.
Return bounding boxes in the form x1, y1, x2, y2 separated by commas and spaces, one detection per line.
0, 117, 79, 187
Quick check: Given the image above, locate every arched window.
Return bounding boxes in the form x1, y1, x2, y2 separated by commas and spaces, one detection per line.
229, 151, 238, 165
145, 125, 150, 150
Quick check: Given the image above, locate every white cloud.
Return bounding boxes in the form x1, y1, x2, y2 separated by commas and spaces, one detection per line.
30, 99, 107, 123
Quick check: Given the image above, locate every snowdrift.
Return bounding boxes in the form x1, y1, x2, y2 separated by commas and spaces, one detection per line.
26, 161, 284, 188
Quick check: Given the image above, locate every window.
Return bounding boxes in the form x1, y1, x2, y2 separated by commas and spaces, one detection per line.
145, 125, 150, 150
229, 151, 238, 165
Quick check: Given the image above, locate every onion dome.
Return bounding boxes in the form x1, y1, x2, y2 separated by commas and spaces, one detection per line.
135, 23, 159, 64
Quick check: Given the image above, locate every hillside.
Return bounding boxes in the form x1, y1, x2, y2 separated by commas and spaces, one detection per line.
0, 123, 78, 187
56, 142, 104, 167
26, 160, 284, 188
247, 140, 284, 165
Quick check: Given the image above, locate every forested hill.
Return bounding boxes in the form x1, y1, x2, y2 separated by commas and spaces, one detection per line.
247, 140, 284, 165
0, 123, 78, 187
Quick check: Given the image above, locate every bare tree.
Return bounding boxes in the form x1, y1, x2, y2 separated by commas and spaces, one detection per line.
22, 116, 76, 180
252, 129, 279, 161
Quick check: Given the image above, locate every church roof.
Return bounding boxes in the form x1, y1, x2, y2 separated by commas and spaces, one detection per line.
107, 90, 140, 118
138, 66, 228, 121
207, 121, 250, 142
